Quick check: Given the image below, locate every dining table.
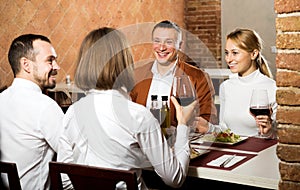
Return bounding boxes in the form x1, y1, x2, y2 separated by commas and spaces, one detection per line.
143, 134, 279, 190
188, 135, 279, 189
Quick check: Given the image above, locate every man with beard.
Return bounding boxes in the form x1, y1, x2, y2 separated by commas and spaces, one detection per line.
131, 20, 218, 134
0, 34, 64, 189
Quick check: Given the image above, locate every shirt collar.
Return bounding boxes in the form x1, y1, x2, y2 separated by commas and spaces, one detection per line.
88, 89, 130, 100
12, 78, 42, 93
151, 59, 178, 77
237, 69, 260, 83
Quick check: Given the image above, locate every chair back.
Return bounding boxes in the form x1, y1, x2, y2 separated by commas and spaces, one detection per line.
0, 161, 22, 190
49, 161, 138, 190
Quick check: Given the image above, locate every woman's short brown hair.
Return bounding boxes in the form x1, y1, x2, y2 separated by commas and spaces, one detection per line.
75, 27, 134, 91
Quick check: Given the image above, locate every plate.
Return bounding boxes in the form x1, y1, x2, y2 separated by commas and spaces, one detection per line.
192, 134, 248, 145
190, 148, 210, 159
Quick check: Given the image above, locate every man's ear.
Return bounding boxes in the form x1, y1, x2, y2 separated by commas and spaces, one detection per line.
20, 57, 31, 73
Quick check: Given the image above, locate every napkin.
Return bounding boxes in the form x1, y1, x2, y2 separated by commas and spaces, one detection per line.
207, 154, 246, 168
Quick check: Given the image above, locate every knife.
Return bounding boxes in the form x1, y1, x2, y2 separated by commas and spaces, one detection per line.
220, 154, 236, 167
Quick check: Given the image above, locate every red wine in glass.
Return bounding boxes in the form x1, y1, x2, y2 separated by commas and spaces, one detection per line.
175, 97, 195, 106
250, 106, 271, 116
172, 75, 197, 133
172, 75, 196, 106
249, 89, 270, 137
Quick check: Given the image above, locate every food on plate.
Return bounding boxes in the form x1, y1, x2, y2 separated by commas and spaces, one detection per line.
190, 148, 200, 159
190, 148, 209, 159
215, 129, 241, 143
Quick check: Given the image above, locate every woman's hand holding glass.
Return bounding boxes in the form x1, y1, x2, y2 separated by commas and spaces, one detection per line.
255, 115, 272, 135
249, 89, 273, 137
193, 116, 210, 134
170, 96, 197, 126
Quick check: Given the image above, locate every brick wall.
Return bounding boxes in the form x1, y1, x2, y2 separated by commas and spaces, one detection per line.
0, 0, 185, 90
184, 0, 221, 68
275, 0, 300, 189
0, 0, 222, 90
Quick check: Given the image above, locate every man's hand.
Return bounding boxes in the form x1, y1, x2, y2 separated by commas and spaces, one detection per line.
194, 116, 209, 134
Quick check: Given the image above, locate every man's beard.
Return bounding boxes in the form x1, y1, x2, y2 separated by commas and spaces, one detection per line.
45, 81, 56, 89
46, 70, 58, 89
33, 70, 57, 90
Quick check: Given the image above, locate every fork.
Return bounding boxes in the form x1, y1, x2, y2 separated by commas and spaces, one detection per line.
220, 154, 236, 167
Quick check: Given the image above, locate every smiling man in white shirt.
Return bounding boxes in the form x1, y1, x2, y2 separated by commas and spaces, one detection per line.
0, 34, 64, 189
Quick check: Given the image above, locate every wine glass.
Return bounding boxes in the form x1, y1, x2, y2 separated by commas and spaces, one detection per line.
249, 89, 271, 137
172, 75, 197, 137
172, 75, 196, 106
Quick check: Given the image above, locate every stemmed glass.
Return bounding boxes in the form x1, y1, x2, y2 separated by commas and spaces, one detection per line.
172, 75, 197, 137
172, 75, 196, 106
249, 89, 271, 137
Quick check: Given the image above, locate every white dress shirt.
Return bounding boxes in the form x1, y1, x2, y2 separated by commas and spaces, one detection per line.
219, 70, 277, 136
0, 78, 64, 190
146, 60, 177, 109
58, 89, 190, 190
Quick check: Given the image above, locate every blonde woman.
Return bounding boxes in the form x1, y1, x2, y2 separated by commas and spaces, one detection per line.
197, 28, 277, 139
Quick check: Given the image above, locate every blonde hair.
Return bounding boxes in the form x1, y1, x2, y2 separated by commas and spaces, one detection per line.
75, 27, 134, 91
227, 28, 273, 78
